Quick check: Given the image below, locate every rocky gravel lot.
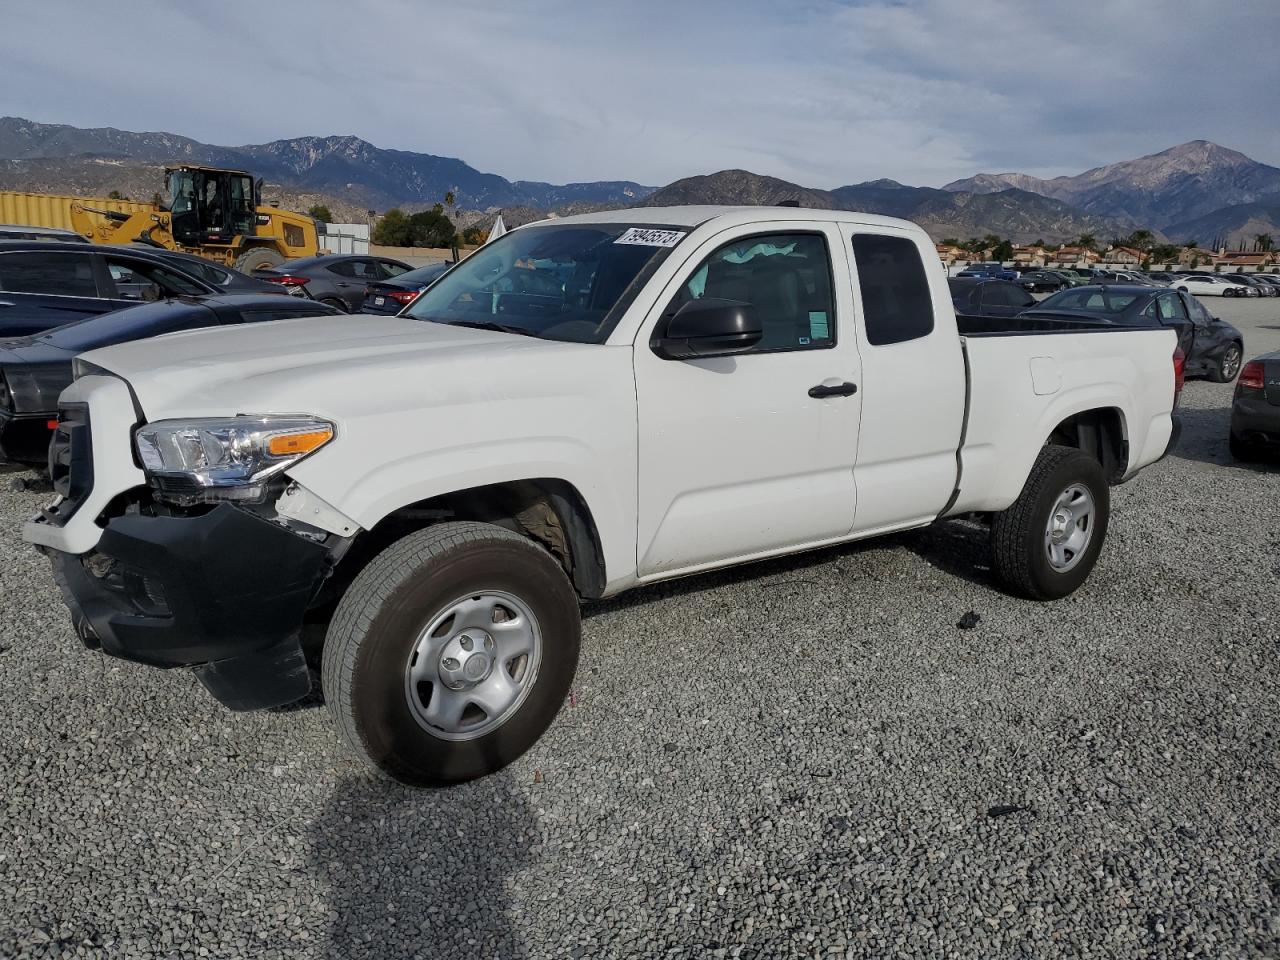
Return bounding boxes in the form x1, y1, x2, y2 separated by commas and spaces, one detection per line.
2, 300, 1279, 959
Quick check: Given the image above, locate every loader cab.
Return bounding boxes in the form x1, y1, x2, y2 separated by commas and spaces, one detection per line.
165, 166, 256, 247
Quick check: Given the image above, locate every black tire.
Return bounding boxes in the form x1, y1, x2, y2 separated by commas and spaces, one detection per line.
233, 246, 284, 273
319, 297, 349, 313
1229, 432, 1259, 462
990, 445, 1110, 601
1211, 342, 1243, 383
322, 521, 581, 786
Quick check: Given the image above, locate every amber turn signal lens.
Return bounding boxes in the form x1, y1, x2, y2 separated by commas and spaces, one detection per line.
267, 428, 333, 457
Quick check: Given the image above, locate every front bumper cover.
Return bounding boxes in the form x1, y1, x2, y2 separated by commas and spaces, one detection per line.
48, 502, 336, 710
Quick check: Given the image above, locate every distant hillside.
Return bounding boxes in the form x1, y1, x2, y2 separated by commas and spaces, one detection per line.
7, 116, 1278, 246
637, 170, 835, 209
640, 171, 1140, 243
943, 141, 1280, 228
0, 116, 656, 211
1162, 199, 1280, 248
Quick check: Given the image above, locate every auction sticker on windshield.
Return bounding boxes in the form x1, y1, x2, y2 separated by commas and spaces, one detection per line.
615, 228, 686, 247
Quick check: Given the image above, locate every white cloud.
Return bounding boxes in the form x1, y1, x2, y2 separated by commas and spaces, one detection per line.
0, 0, 1275, 188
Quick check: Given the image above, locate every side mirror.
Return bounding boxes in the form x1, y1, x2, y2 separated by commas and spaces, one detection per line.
652, 298, 763, 360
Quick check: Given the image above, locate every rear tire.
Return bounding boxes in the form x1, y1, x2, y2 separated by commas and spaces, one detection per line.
322, 521, 581, 786
234, 246, 285, 274
1211, 342, 1243, 383
1229, 433, 1260, 462
319, 297, 349, 313
991, 445, 1109, 601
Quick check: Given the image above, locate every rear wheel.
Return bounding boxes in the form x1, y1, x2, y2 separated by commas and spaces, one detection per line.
991, 445, 1109, 600
1211, 342, 1243, 383
322, 521, 581, 786
319, 297, 349, 313
234, 246, 284, 274
1229, 433, 1261, 462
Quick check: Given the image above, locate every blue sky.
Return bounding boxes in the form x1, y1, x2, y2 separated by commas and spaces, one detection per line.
2, 0, 1277, 188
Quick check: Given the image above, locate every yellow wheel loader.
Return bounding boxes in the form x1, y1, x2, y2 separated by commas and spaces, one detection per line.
1, 165, 318, 271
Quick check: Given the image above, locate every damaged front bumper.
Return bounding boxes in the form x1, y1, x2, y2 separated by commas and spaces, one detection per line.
47, 501, 342, 711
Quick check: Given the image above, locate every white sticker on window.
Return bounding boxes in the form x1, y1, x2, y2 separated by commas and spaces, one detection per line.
614, 227, 686, 247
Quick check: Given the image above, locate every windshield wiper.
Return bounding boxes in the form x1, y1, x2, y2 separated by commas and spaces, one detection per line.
439, 319, 541, 339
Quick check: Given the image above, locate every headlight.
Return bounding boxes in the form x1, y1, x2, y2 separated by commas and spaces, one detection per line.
134, 416, 334, 503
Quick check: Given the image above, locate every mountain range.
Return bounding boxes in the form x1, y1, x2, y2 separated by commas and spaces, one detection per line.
0, 117, 655, 211
639, 171, 1140, 244
1, 116, 1278, 246
943, 141, 1280, 231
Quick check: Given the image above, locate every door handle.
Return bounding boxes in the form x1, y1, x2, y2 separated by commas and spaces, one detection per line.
808, 381, 858, 399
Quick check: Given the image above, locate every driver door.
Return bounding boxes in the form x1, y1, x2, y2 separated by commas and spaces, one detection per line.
633, 222, 862, 579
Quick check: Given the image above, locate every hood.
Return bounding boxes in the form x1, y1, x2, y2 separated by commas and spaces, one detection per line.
80, 313, 599, 420
0, 338, 76, 366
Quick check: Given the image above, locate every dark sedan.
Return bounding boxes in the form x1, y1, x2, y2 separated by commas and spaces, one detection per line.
0, 294, 340, 463
257, 254, 414, 312
360, 260, 454, 314
131, 247, 289, 295
0, 241, 219, 338
1020, 284, 1245, 381
948, 277, 1037, 319
1016, 270, 1068, 293
1230, 352, 1280, 461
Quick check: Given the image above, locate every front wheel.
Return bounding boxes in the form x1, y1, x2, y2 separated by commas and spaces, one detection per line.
322, 521, 581, 786
234, 246, 285, 274
990, 445, 1110, 600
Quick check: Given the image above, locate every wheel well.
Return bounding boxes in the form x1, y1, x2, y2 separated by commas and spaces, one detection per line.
327, 479, 607, 603
1047, 408, 1127, 483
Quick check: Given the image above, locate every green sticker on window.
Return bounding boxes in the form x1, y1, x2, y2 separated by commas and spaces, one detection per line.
809, 311, 830, 340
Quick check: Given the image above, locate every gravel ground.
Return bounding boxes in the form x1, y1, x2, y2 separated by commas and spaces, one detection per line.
2, 299, 1279, 959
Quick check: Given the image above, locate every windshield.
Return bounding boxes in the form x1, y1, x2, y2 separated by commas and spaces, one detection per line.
403, 222, 685, 343
1037, 288, 1142, 314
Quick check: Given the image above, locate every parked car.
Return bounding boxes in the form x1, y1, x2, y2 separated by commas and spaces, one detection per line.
948, 277, 1037, 318
1021, 284, 1244, 381
1055, 269, 1095, 285
256, 254, 415, 312
0, 241, 219, 338
26, 206, 1180, 786
1016, 270, 1067, 293
1222, 274, 1276, 297
956, 261, 1017, 281
360, 260, 454, 315
1229, 352, 1280, 460
1169, 274, 1240, 297
1098, 271, 1159, 285
0, 224, 87, 243
130, 247, 290, 295
0, 295, 341, 464
1045, 269, 1087, 287
1144, 272, 1178, 285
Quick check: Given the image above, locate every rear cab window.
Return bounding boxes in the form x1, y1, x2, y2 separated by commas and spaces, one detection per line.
851, 234, 934, 345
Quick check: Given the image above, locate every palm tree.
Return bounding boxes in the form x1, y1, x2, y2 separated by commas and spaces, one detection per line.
1076, 233, 1097, 251
1254, 233, 1273, 252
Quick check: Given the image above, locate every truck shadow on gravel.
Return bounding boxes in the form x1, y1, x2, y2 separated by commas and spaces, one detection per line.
307, 772, 535, 958
1168, 404, 1280, 471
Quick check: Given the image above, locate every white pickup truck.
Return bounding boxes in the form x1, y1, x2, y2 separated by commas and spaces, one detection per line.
25, 207, 1180, 785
